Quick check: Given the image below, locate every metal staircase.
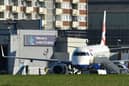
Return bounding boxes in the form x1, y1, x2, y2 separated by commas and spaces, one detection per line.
94, 57, 121, 74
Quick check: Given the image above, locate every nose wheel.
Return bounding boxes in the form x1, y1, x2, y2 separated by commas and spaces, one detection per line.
67, 65, 83, 74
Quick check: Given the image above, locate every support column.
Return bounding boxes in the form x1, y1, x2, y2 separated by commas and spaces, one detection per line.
44, 0, 54, 30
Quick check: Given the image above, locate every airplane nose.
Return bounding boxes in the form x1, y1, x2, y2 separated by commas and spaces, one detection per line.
72, 56, 92, 65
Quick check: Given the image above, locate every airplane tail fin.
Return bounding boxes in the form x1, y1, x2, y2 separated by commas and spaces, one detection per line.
100, 10, 106, 45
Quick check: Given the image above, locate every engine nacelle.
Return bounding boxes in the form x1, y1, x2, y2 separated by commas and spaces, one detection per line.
52, 63, 68, 74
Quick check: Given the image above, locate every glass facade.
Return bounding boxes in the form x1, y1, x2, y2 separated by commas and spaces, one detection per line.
88, 0, 129, 46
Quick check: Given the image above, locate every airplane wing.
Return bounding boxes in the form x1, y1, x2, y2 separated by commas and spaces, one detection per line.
110, 46, 129, 52
1, 46, 71, 64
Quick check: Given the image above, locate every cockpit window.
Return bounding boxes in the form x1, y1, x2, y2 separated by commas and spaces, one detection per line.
73, 52, 90, 56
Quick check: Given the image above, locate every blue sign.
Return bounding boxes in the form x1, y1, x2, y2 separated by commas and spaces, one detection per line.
24, 35, 56, 46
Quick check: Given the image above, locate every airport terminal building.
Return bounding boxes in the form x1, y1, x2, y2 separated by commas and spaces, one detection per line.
0, 21, 69, 75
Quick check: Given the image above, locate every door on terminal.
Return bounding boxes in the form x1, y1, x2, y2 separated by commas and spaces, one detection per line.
0, 45, 8, 74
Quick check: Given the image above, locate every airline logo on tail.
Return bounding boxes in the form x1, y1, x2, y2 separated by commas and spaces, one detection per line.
101, 10, 106, 45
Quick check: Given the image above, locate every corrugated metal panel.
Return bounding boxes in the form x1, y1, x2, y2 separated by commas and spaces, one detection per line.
16, 20, 40, 29
89, 12, 129, 30
0, 20, 40, 30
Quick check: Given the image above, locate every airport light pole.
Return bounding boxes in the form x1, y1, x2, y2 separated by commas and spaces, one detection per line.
117, 39, 121, 47
5, 20, 17, 35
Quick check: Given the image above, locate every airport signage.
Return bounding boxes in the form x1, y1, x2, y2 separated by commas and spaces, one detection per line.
24, 35, 56, 46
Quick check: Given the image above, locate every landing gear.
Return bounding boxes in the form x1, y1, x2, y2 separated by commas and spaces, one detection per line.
68, 65, 88, 74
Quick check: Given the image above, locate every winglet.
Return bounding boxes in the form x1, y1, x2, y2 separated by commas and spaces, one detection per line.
100, 10, 106, 45
1, 45, 5, 57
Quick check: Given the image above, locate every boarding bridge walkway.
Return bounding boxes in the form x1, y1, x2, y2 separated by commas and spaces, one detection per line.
94, 57, 121, 74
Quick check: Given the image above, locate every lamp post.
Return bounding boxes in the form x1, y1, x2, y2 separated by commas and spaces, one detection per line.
117, 39, 122, 60
117, 39, 121, 47
6, 20, 17, 34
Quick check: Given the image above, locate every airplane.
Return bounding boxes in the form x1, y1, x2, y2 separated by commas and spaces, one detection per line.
1, 10, 129, 74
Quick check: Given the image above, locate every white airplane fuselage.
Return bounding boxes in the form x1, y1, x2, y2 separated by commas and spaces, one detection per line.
72, 45, 110, 66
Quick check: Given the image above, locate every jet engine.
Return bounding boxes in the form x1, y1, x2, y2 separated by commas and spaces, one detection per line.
52, 63, 68, 74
